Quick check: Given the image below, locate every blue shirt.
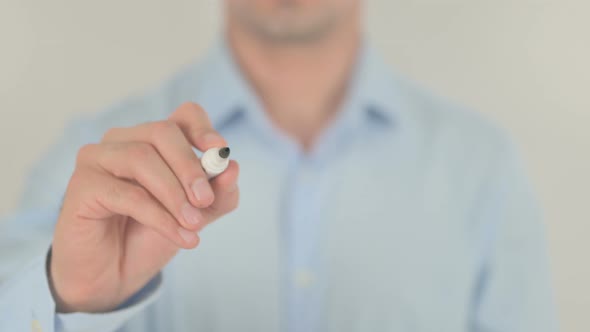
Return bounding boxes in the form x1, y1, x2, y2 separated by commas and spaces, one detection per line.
0, 40, 557, 332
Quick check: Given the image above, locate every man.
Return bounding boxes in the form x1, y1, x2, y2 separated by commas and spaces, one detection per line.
0, 0, 557, 331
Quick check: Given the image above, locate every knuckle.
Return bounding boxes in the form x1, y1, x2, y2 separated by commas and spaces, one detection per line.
123, 185, 148, 206
150, 120, 178, 139
67, 169, 89, 194
76, 144, 98, 165
179, 101, 204, 114
172, 102, 209, 121
129, 143, 156, 162
101, 127, 123, 141
104, 181, 123, 204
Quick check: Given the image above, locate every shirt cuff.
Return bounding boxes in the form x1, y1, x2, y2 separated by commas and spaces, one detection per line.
0, 250, 162, 332
56, 272, 162, 332
0, 253, 56, 332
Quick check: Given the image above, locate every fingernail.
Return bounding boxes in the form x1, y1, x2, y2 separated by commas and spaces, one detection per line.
182, 203, 202, 226
192, 178, 214, 204
178, 227, 198, 244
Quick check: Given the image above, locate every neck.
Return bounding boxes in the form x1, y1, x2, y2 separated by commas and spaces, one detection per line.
226, 14, 361, 150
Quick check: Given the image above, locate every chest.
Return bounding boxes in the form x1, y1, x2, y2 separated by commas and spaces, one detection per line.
158, 134, 482, 331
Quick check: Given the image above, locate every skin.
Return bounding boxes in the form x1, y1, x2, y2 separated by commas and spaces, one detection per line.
227, 0, 361, 148
50, 0, 361, 312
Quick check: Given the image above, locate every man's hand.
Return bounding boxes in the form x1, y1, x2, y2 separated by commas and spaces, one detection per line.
49, 103, 239, 313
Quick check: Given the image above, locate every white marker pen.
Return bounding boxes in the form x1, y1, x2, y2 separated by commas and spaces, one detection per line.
201, 147, 231, 179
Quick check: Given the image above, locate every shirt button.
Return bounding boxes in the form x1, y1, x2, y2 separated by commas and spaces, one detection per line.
31, 319, 42, 332
295, 269, 315, 289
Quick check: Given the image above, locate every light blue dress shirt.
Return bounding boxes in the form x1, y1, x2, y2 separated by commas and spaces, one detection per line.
0, 39, 557, 332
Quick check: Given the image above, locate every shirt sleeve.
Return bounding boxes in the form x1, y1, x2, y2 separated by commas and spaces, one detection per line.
471, 141, 558, 331
0, 244, 162, 332
1, 109, 165, 332
0, 253, 56, 332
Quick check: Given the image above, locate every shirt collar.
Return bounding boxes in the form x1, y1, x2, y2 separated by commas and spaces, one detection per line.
187, 38, 401, 130
345, 44, 400, 125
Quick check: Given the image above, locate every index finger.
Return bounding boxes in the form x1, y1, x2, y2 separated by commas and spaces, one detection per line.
169, 102, 227, 152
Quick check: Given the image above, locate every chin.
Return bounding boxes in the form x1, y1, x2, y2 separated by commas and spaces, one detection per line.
228, 0, 357, 43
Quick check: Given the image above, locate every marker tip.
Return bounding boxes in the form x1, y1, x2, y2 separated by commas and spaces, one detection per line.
218, 147, 230, 159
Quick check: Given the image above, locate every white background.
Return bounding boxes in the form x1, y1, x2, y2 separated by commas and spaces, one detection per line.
1, 1, 588, 330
